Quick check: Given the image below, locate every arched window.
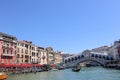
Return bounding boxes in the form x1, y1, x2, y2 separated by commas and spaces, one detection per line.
99, 55, 101, 58
106, 56, 109, 60
75, 57, 77, 60
81, 55, 84, 58
68, 58, 71, 62
65, 60, 67, 63
103, 56, 105, 59
91, 54, 94, 57
71, 58, 74, 61
3, 49, 5, 53
95, 54, 98, 58
11, 50, 12, 54
110, 57, 113, 60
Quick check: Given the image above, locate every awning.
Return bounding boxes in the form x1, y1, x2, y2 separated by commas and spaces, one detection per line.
33, 64, 43, 67
50, 64, 55, 67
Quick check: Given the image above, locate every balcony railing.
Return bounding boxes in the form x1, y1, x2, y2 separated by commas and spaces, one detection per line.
2, 53, 14, 57
2, 46, 14, 50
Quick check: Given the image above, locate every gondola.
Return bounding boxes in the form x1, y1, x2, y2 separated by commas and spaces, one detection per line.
72, 66, 81, 72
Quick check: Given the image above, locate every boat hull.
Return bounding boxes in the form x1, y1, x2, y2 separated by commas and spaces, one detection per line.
0, 73, 8, 80
72, 69, 80, 72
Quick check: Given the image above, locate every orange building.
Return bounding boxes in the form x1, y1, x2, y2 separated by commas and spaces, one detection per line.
0, 32, 17, 64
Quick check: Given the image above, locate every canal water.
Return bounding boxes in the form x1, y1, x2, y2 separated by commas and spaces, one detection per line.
7, 67, 120, 80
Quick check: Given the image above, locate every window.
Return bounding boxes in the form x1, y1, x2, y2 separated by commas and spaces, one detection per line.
18, 48, 19, 52
14, 45, 16, 48
36, 53, 38, 56
34, 59, 35, 63
14, 51, 16, 54
17, 54, 20, 58
3, 49, 5, 53
11, 50, 12, 54
32, 52, 34, 56
22, 55, 23, 58
22, 44, 24, 47
34, 53, 35, 56
21, 49, 23, 53
7, 50, 9, 54
25, 50, 28, 54
25, 45, 28, 49
32, 59, 33, 63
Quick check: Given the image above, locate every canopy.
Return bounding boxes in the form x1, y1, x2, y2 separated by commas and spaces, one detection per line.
33, 64, 43, 67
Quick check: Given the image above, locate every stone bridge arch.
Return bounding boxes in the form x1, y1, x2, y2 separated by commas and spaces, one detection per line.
64, 51, 115, 68
74, 58, 105, 67
64, 57, 108, 67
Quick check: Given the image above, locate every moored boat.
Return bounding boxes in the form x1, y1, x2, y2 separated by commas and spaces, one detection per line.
0, 72, 8, 80
52, 68, 58, 71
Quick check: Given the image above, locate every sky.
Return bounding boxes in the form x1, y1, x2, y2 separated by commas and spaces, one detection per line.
0, 0, 120, 54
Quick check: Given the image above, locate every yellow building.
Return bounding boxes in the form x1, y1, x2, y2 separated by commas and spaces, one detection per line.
17, 40, 32, 64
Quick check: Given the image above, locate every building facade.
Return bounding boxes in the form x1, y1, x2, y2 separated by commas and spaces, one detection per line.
38, 47, 48, 64
0, 32, 17, 64
17, 40, 32, 64
45, 47, 55, 64
31, 44, 38, 64
54, 52, 63, 64
108, 41, 120, 60
0, 32, 65, 65
92, 46, 109, 53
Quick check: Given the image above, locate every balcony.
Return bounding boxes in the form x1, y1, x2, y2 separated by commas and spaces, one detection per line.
2, 46, 13, 50
2, 53, 14, 57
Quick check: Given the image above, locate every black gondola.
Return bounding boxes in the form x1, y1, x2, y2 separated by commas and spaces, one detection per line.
72, 66, 81, 72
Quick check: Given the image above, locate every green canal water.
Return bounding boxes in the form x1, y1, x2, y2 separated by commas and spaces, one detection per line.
7, 67, 120, 80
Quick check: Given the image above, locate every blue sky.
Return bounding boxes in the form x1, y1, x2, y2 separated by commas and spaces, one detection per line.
0, 0, 120, 54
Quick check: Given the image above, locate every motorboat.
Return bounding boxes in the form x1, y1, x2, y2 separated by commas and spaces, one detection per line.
0, 72, 8, 80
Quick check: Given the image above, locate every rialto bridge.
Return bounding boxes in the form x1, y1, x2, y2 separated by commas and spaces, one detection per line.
64, 50, 115, 67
